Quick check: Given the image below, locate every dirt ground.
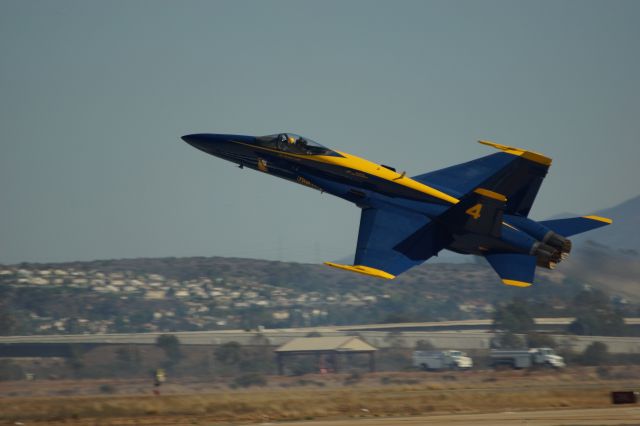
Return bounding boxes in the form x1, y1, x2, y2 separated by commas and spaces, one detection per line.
0, 367, 638, 425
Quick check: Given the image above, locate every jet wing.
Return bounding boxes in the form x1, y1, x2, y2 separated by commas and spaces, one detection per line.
325, 207, 449, 279
484, 253, 537, 287
412, 141, 551, 217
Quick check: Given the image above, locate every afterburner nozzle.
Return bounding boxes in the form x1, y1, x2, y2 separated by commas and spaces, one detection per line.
544, 232, 572, 254
532, 242, 565, 270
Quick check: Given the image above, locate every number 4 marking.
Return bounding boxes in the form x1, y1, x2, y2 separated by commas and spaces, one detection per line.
466, 203, 483, 220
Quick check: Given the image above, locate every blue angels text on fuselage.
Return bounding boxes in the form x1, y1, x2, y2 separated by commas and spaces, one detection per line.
182, 133, 612, 287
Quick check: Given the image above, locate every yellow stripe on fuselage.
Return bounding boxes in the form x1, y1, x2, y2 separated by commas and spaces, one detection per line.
234, 142, 459, 205
326, 150, 459, 204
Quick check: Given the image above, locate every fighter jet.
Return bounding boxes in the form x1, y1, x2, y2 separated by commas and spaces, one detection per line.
182, 133, 612, 286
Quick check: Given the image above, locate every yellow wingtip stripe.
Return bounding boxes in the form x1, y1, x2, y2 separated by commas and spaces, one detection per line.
324, 262, 396, 280
583, 215, 613, 224
474, 188, 507, 202
502, 279, 532, 288
478, 140, 510, 150
478, 140, 552, 167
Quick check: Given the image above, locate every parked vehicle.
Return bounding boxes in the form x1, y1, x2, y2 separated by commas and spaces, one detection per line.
413, 350, 473, 371
489, 347, 565, 369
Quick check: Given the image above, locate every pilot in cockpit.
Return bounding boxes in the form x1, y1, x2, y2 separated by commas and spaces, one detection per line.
264, 133, 332, 156
277, 134, 307, 153
297, 137, 308, 149
277, 133, 289, 151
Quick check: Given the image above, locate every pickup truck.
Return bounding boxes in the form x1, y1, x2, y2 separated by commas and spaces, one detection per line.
413, 350, 473, 371
490, 347, 565, 369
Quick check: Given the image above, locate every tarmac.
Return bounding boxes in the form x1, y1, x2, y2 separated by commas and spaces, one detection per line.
276, 407, 640, 426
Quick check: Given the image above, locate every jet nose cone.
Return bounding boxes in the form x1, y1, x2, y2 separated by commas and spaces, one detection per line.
181, 134, 210, 150
181, 133, 256, 153
181, 133, 233, 154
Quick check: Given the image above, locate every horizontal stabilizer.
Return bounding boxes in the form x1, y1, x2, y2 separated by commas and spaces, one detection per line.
539, 215, 612, 237
485, 253, 537, 287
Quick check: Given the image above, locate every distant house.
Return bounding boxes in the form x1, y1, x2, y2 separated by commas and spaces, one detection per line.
274, 336, 377, 375
144, 290, 166, 300
174, 290, 190, 298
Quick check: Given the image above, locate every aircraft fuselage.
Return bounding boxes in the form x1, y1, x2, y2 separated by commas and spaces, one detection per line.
185, 133, 542, 255
182, 132, 611, 285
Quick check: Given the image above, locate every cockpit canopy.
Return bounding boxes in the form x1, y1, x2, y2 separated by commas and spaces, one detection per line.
255, 133, 339, 156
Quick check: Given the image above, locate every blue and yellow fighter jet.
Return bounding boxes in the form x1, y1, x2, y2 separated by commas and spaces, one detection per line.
182, 133, 612, 286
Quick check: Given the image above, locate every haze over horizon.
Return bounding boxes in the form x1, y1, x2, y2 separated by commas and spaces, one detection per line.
1, 1, 639, 265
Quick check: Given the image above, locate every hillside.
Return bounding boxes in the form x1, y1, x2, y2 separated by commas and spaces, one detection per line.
2, 195, 638, 336
2, 248, 638, 337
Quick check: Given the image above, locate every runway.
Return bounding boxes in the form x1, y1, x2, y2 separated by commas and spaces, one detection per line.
278, 407, 640, 426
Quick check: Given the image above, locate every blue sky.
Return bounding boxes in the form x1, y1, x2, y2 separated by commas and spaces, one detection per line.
1, 0, 639, 264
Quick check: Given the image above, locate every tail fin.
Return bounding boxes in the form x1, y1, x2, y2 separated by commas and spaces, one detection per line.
412, 141, 551, 217
539, 215, 612, 237
439, 187, 506, 237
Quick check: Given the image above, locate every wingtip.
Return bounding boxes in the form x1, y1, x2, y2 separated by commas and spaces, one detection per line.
478, 140, 508, 150
478, 140, 552, 167
582, 215, 613, 224
502, 279, 532, 288
324, 262, 396, 279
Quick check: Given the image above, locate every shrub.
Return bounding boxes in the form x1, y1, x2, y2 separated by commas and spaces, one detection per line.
581, 341, 609, 366
493, 300, 534, 333
0, 360, 24, 381
344, 371, 363, 385
415, 340, 436, 351
99, 384, 116, 394
232, 373, 267, 388
526, 333, 556, 348
156, 334, 182, 365
493, 331, 526, 349
214, 342, 242, 366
